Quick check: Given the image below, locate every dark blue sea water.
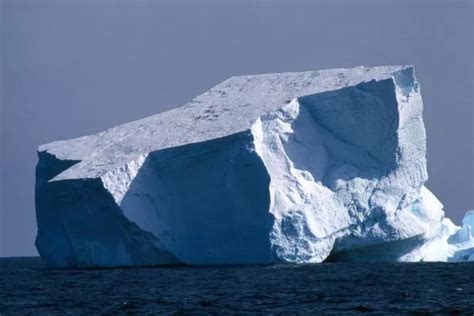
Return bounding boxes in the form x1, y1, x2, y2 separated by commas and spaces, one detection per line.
1, 257, 473, 315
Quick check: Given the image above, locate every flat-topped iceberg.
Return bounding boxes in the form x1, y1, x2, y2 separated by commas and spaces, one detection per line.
35, 65, 473, 267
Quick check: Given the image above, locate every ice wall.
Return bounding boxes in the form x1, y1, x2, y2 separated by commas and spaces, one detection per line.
35, 65, 472, 267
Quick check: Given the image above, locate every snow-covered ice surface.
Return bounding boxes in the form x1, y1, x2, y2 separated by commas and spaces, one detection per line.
35, 65, 473, 267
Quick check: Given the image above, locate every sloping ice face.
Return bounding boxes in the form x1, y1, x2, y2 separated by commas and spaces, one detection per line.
35, 65, 473, 267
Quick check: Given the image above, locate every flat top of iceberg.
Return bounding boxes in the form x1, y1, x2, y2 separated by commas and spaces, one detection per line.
39, 65, 413, 181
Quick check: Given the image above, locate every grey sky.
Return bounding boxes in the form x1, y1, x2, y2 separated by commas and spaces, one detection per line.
1, 0, 473, 257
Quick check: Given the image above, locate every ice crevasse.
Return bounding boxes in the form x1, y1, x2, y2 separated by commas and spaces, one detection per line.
35, 65, 474, 267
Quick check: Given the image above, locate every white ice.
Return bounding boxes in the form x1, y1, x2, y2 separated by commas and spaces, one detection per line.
35, 65, 473, 267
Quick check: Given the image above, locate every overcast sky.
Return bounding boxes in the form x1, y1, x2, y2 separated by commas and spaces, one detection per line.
1, 0, 473, 257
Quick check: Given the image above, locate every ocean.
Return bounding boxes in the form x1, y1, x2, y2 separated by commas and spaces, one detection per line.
1, 257, 473, 314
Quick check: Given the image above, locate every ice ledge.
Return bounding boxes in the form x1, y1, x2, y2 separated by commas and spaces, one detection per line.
39, 65, 415, 182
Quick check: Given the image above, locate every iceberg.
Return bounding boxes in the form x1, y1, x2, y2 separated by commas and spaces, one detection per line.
35, 65, 473, 267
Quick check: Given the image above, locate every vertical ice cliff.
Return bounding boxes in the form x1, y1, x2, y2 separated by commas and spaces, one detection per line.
35, 65, 473, 267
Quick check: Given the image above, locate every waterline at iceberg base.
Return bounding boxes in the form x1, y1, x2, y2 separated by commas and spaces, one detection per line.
35, 65, 474, 267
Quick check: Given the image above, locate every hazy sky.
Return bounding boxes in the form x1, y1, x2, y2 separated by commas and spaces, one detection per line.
1, 0, 473, 257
